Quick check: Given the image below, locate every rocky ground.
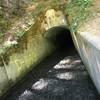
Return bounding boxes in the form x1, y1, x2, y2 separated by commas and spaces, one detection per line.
2, 47, 100, 100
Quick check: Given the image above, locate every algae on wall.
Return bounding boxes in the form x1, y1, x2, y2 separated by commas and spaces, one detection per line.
65, 0, 93, 33
0, 0, 68, 96
0, 67, 9, 96
0, 20, 55, 96
5, 29, 54, 82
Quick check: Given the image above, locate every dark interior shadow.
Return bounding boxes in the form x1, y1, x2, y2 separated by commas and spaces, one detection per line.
44, 26, 73, 49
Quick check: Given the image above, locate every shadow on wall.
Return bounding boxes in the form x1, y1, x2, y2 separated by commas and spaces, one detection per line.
44, 26, 74, 49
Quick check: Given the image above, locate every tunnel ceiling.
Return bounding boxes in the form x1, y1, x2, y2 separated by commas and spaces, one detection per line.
44, 26, 73, 48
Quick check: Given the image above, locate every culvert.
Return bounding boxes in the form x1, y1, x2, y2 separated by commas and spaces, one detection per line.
0, 8, 74, 97
44, 26, 74, 50
2, 27, 99, 100
0, 0, 100, 98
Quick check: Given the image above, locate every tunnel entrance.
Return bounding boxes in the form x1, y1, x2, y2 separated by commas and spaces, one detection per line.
45, 26, 74, 50
2, 26, 99, 100
3, 27, 99, 100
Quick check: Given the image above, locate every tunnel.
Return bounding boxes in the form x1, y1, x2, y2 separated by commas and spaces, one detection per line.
2, 26, 99, 100
44, 26, 74, 50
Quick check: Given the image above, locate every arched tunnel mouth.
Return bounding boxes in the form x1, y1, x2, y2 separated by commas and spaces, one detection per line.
2, 26, 99, 100
45, 26, 74, 50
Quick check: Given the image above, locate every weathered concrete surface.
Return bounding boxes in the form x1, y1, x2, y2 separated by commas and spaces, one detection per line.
72, 16, 100, 93
66, 0, 100, 94
0, 1, 68, 96
2, 48, 99, 100
0, 0, 100, 96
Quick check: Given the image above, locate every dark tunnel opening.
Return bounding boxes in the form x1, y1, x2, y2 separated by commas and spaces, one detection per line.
54, 28, 73, 48
45, 26, 74, 50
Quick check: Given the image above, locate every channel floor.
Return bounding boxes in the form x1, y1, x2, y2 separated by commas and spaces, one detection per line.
3, 47, 100, 100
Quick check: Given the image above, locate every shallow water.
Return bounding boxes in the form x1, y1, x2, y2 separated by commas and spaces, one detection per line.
2, 47, 100, 100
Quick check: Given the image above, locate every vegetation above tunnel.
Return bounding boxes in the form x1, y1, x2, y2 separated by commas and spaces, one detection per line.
65, 0, 92, 33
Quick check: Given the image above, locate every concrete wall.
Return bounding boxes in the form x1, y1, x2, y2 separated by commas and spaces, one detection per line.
0, 9, 67, 96
0, 29, 55, 96
71, 31, 100, 93
66, 0, 100, 93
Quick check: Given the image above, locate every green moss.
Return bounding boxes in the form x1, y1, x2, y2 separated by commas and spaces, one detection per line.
6, 32, 54, 81
50, 0, 60, 8
65, 0, 92, 33
0, 16, 10, 36
15, 31, 25, 38
32, 3, 45, 17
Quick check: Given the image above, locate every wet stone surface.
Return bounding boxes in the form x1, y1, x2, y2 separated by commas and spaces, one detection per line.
2, 48, 100, 100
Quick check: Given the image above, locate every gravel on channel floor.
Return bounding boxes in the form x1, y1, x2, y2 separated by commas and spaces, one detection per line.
2, 48, 100, 100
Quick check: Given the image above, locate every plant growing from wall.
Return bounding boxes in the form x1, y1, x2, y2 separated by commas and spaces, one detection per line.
65, 0, 92, 33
